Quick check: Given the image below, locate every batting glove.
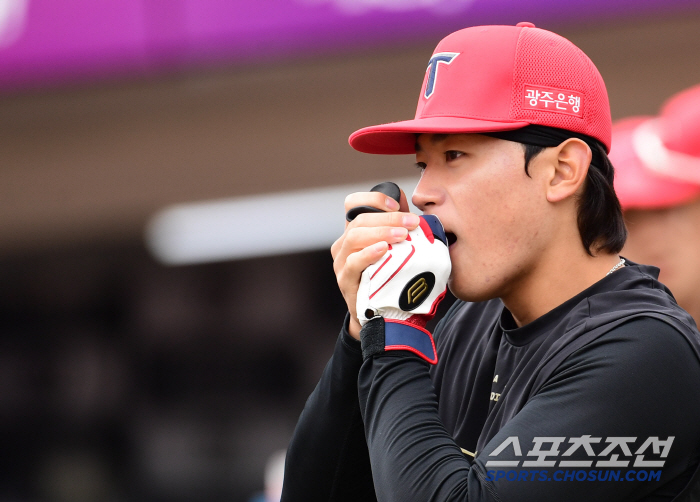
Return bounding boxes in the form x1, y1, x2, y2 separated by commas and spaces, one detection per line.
357, 215, 451, 364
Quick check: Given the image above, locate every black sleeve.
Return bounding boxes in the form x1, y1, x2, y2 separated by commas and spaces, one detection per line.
281, 316, 377, 502
358, 317, 700, 501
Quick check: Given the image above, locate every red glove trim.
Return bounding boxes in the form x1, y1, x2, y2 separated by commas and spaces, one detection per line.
369, 245, 415, 299
418, 217, 435, 243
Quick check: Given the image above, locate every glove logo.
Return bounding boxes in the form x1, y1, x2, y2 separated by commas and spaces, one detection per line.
408, 278, 429, 303
399, 272, 436, 311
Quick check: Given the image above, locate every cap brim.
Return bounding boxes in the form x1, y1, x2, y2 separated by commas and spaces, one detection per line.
611, 117, 700, 210
349, 117, 531, 155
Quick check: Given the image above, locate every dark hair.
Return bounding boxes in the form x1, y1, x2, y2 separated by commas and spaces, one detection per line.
523, 142, 627, 256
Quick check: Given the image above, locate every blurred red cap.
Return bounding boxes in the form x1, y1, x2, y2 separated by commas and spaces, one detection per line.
612, 84, 700, 209
611, 117, 700, 209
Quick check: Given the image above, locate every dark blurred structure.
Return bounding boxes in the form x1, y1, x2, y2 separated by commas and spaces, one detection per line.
2, 2, 700, 501
0, 244, 348, 500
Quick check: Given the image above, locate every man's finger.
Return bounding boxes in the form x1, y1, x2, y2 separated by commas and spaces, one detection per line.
333, 225, 408, 272
343, 241, 390, 283
348, 211, 420, 230
344, 192, 401, 214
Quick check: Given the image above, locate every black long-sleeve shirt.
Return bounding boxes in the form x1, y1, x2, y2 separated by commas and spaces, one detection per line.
282, 262, 700, 501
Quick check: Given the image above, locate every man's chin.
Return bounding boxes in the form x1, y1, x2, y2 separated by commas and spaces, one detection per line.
448, 277, 500, 303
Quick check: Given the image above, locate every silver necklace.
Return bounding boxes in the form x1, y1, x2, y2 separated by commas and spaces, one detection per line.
606, 258, 626, 276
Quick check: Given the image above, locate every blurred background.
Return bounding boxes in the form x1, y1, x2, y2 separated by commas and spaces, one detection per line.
2, 1, 700, 501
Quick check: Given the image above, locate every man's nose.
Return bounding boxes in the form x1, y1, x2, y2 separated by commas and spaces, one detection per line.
412, 171, 440, 211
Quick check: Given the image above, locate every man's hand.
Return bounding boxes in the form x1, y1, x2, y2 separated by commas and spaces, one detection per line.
331, 189, 419, 340
356, 214, 451, 325
355, 214, 451, 364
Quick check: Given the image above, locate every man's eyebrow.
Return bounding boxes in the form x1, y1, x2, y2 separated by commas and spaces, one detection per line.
415, 133, 450, 152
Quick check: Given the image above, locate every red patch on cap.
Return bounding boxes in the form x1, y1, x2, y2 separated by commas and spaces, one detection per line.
522, 85, 583, 118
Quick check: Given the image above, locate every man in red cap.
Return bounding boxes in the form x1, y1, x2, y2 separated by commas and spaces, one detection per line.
612, 84, 700, 324
282, 24, 700, 501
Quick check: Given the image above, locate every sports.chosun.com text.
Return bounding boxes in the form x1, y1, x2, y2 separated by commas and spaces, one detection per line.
485, 469, 661, 482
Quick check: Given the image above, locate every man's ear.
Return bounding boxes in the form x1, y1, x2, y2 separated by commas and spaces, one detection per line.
546, 138, 591, 203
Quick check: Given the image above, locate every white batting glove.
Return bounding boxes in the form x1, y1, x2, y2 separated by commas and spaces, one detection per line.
356, 215, 451, 364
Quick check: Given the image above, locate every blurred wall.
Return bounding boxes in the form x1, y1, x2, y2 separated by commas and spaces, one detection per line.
2, 14, 700, 255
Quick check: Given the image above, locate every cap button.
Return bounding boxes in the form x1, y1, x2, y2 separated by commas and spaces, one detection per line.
516, 22, 536, 28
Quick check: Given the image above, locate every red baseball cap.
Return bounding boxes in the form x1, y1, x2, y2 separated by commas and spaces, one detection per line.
349, 23, 612, 155
610, 116, 700, 210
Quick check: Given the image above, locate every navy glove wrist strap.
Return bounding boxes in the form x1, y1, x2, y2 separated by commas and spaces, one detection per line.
360, 317, 438, 365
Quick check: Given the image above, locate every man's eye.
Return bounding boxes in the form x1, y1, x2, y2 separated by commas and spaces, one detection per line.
415, 162, 427, 172
445, 150, 464, 161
